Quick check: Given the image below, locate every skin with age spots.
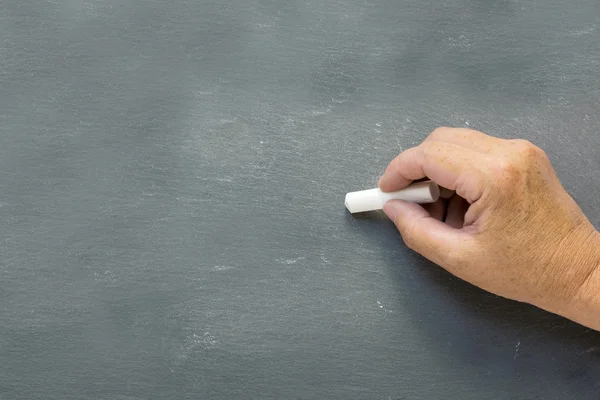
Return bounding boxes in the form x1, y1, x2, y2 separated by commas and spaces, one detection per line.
379, 127, 600, 331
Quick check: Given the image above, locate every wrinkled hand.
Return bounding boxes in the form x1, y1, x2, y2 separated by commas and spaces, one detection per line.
379, 127, 600, 329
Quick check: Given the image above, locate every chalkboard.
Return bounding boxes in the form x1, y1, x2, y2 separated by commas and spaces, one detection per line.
1, 0, 600, 399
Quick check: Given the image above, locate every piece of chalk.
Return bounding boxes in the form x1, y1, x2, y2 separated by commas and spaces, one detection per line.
345, 181, 440, 213
439, 187, 455, 199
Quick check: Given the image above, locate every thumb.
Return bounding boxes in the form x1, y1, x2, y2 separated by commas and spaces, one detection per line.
383, 199, 472, 271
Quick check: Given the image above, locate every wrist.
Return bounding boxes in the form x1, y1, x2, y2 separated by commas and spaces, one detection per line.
562, 229, 600, 330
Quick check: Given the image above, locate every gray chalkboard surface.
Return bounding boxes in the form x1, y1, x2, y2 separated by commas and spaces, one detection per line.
2, 0, 600, 399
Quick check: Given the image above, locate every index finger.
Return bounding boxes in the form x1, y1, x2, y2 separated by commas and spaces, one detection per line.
378, 141, 489, 204
424, 127, 505, 155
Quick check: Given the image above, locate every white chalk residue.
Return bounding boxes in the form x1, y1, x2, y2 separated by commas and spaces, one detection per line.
311, 109, 331, 116
213, 265, 234, 271
514, 340, 521, 359
445, 35, 472, 49
171, 331, 219, 365
568, 26, 596, 36
581, 346, 600, 354
377, 300, 393, 313
93, 270, 117, 284
276, 257, 305, 265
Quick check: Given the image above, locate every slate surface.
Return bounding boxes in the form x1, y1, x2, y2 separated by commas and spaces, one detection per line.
1, 0, 600, 399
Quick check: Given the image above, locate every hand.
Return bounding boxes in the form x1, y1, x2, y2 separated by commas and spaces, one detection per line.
379, 127, 600, 330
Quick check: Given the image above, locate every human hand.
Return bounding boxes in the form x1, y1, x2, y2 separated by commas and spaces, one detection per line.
379, 127, 600, 329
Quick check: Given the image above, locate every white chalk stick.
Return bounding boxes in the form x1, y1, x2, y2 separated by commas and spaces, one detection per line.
344, 181, 440, 213
439, 187, 456, 199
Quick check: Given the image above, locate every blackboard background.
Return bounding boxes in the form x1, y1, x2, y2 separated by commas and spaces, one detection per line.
1, 0, 600, 399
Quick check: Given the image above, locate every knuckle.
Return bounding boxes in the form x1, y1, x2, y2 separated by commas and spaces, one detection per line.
496, 158, 521, 176
398, 219, 419, 250
420, 140, 441, 158
401, 236, 417, 252
430, 126, 449, 135
490, 158, 523, 190
428, 126, 479, 142
511, 139, 546, 161
493, 140, 549, 185
427, 127, 451, 141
